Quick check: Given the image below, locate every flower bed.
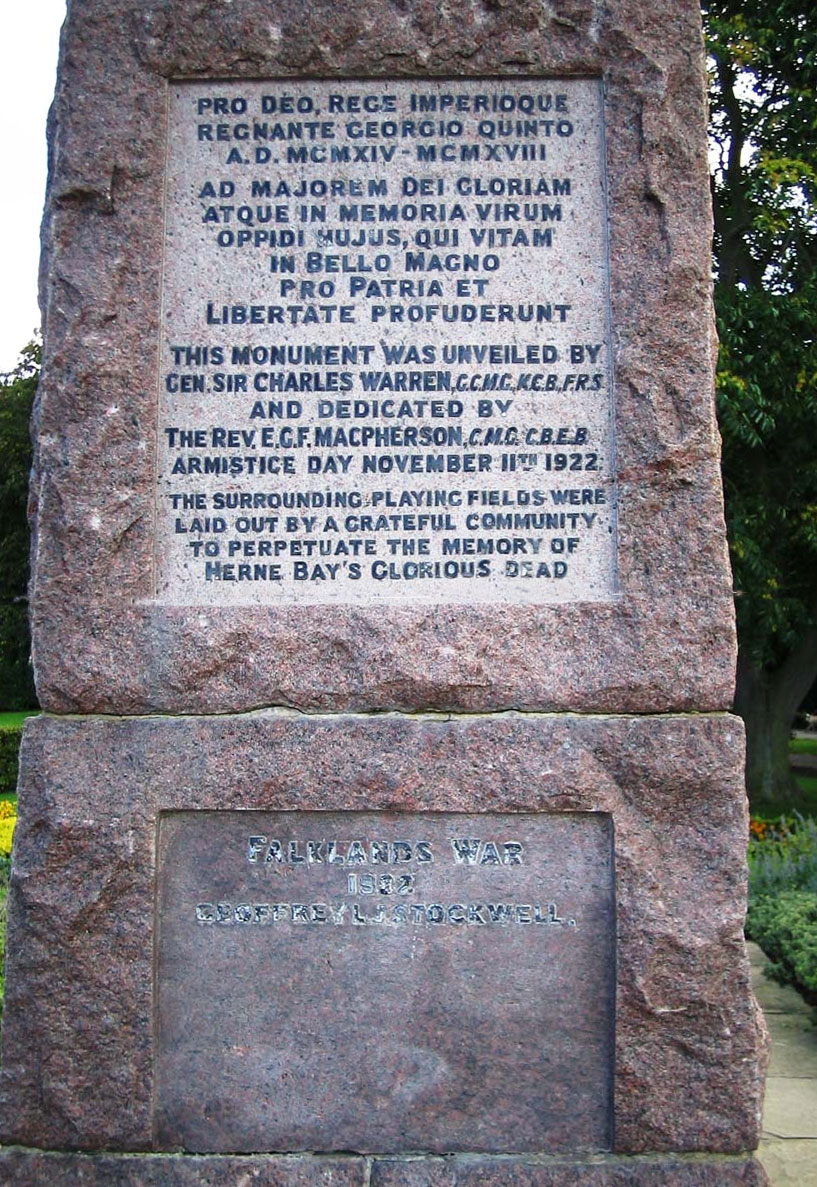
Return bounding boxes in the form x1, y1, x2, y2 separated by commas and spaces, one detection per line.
747, 814, 817, 1003
0, 800, 15, 858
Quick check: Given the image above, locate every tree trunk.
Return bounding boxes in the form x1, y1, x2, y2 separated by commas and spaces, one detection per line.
734, 628, 817, 809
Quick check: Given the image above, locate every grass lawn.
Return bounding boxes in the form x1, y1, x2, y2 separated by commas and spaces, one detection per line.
791, 736, 817, 756
793, 773, 817, 812
0, 712, 37, 731
790, 736, 817, 816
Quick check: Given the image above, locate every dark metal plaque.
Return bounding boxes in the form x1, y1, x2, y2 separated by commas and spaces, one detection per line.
155, 811, 614, 1153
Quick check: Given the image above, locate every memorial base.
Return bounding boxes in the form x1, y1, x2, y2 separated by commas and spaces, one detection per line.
1, 713, 766, 1172
0, 1148, 770, 1185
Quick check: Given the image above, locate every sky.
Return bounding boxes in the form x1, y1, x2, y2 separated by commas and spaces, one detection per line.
0, 2, 66, 375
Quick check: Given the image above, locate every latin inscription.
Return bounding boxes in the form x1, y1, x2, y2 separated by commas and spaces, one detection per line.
157, 79, 616, 604
155, 811, 615, 1153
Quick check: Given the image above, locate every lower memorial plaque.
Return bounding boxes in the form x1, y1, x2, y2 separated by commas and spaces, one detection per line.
155, 810, 615, 1153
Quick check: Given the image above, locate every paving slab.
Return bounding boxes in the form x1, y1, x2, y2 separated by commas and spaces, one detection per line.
748, 943, 810, 1016
765, 1017, 817, 1080
756, 1140, 817, 1187
749, 942, 817, 1184
763, 1079, 817, 1140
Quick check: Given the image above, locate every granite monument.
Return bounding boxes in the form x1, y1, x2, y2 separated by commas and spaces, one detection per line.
0, 0, 768, 1183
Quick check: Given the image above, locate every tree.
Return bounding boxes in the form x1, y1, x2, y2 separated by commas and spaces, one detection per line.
0, 341, 39, 709
705, 0, 817, 804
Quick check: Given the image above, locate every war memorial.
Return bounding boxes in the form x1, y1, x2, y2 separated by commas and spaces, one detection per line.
0, 0, 769, 1182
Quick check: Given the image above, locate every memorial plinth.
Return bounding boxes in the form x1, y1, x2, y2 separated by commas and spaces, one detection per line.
3, 715, 760, 1165
0, 0, 768, 1183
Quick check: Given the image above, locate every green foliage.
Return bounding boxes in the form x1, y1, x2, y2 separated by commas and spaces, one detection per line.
746, 891, 817, 1002
707, 0, 817, 292
0, 725, 23, 796
0, 342, 39, 709
705, 0, 817, 672
0, 606, 36, 709
703, 1, 817, 806
716, 283, 817, 669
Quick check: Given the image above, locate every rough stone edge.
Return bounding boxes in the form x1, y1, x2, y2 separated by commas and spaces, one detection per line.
0, 1148, 770, 1186
370, 1152, 771, 1185
0, 1149, 365, 1186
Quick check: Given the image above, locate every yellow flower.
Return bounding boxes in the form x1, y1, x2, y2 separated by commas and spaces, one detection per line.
0, 816, 16, 856
0, 801, 15, 820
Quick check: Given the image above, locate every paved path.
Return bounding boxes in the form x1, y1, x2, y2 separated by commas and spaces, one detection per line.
751, 941, 817, 1185
790, 753, 817, 773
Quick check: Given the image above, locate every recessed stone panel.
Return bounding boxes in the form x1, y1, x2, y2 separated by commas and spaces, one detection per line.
157, 79, 615, 607
155, 810, 614, 1153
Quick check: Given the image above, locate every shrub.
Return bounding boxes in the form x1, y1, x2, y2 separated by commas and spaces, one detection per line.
747, 815, 817, 1002
0, 344, 38, 711
746, 891, 817, 1005
0, 726, 21, 796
